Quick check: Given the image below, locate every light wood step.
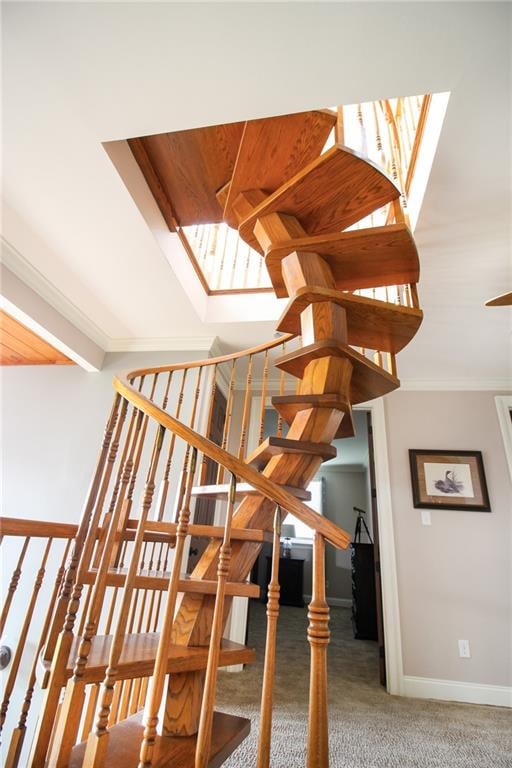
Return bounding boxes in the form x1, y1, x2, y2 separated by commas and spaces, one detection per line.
238, 144, 400, 252
128, 120, 245, 229
276, 286, 423, 353
69, 710, 250, 768
265, 223, 420, 297
44, 634, 255, 686
191, 482, 311, 501
275, 340, 400, 403
223, 110, 336, 228
271, 395, 355, 439
82, 569, 260, 598
126, 519, 273, 544
245, 436, 337, 470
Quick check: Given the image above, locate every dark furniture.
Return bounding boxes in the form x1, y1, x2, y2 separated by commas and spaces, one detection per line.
265, 556, 304, 607
351, 542, 378, 640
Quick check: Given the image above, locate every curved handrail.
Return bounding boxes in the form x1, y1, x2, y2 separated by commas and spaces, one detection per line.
125, 333, 296, 381
114, 373, 350, 550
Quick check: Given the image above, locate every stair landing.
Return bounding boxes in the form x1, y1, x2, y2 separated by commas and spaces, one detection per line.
69, 710, 250, 768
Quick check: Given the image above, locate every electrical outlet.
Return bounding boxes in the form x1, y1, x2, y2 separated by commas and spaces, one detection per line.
458, 639, 471, 658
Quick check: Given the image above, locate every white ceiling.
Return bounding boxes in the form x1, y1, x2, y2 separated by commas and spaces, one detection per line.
2, 2, 510, 386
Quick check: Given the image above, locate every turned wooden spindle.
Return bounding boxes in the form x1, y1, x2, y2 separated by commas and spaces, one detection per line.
29, 395, 122, 768
258, 349, 270, 444
156, 368, 188, 521
217, 359, 236, 483
81, 425, 167, 768
5, 539, 71, 768
45, 409, 150, 768
238, 354, 254, 460
137, 448, 198, 768
200, 365, 218, 483
256, 506, 282, 768
307, 533, 330, 768
0, 538, 53, 732
194, 474, 237, 768
0, 536, 30, 636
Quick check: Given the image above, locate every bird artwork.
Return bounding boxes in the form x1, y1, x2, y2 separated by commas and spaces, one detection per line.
434, 470, 465, 495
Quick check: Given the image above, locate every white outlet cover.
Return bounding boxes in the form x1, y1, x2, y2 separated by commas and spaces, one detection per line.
421, 510, 432, 526
458, 639, 471, 658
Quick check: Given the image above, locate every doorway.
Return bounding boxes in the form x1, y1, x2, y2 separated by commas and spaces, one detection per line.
243, 401, 399, 692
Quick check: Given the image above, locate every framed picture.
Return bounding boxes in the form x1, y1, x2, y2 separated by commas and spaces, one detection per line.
409, 450, 491, 512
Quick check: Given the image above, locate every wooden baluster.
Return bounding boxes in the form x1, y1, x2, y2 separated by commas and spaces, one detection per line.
81, 685, 101, 740
88, 396, 130, 571
156, 368, 188, 521
194, 472, 237, 768
217, 359, 236, 484
335, 106, 344, 145
238, 354, 253, 460
276, 343, 286, 437
256, 506, 282, 768
357, 103, 367, 156
82, 424, 167, 768
200, 364, 218, 483
44, 407, 144, 768
29, 395, 122, 768
373, 351, 383, 369
410, 283, 420, 309
307, 533, 330, 768
0, 536, 30, 636
137, 448, 198, 768
258, 349, 270, 444
5, 539, 71, 768
0, 538, 53, 732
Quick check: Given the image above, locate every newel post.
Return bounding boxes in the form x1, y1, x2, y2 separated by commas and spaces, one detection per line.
306, 532, 330, 768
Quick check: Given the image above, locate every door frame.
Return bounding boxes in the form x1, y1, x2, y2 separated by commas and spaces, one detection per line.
245, 393, 404, 694
355, 397, 404, 696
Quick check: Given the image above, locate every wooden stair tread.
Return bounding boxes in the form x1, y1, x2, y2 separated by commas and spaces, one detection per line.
83, 569, 260, 598
191, 482, 311, 501
238, 144, 400, 252
128, 120, 245, 229
246, 436, 337, 470
265, 223, 420, 297
223, 110, 336, 227
128, 519, 273, 544
271, 395, 355, 439
45, 634, 255, 685
276, 286, 423, 353
69, 710, 251, 768
275, 340, 400, 403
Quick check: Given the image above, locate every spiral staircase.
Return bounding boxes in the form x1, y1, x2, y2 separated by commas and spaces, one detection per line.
1, 109, 423, 768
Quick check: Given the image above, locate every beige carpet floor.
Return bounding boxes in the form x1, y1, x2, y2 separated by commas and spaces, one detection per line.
216, 602, 511, 767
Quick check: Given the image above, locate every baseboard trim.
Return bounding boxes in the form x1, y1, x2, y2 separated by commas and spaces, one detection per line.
402, 675, 512, 707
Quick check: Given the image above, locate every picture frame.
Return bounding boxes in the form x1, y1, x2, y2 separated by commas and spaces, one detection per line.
409, 449, 491, 512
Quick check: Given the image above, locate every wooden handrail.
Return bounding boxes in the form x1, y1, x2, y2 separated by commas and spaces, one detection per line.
114, 374, 351, 550
123, 333, 294, 381
0, 518, 78, 539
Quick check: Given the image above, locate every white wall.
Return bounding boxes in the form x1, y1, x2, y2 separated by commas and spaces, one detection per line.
384, 390, 512, 692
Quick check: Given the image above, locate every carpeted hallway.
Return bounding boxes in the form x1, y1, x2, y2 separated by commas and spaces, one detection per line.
217, 602, 511, 767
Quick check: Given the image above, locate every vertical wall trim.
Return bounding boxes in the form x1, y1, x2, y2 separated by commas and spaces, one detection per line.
356, 398, 404, 696
495, 396, 512, 483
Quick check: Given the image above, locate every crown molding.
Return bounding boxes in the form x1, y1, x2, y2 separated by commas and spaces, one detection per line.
106, 336, 216, 353
1, 236, 110, 350
399, 378, 511, 391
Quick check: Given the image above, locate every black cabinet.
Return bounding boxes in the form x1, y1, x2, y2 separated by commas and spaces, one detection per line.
265, 556, 304, 607
351, 542, 377, 640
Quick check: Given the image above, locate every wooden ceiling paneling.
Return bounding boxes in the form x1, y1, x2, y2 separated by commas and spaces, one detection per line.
0, 311, 74, 366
